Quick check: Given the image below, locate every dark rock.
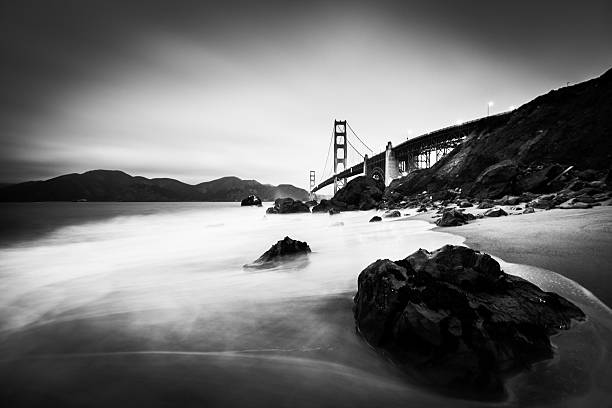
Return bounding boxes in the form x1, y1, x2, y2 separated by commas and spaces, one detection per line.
353, 245, 585, 399
459, 200, 473, 208
329, 208, 341, 215
470, 160, 518, 198
312, 198, 347, 213
502, 195, 521, 205
383, 210, 401, 218
431, 189, 460, 201
435, 209, 469, 227
332, 176, 385, 211
417, 205, 428, 212
484, 208, 508, 217
240, 195, 262, 206
305, 199, 318, 207
576, 169, 600, 181
516, 163, 564, 193
593, 192, 611, 202
245, 236, 311, 269
266, 197, 310, 214
477, 201, 494, 209
312, 199, 332, 213
558, 199, 592, 209
369, 216, 382, 222
523, 207, 535, 214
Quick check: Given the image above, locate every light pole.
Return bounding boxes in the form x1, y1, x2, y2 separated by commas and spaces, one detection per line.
487, 101, 494, 116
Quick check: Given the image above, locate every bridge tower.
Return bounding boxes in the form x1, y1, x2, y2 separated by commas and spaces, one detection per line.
333, 120, 348, 194
309, 170, 316, 200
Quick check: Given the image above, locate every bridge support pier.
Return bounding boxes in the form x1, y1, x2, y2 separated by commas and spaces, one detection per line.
384, 141, 400, 186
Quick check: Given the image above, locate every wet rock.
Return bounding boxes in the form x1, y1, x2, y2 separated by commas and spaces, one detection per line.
417, 205, 428, 212
266, 197, 310, 214
245, 236, 311, 268
241, 195, 262, 206
329, 208, 341, 215
312, 199, 333, 213
435, 208, 469, 227
383, 210, 401, 218
353, 245, 585, 399
477, 201, 494, 209
484, 208, 508, 217
459, 200, 473, 208
523, 207, 535, 214
305, 199, 318, 207
369, 216, 382, 222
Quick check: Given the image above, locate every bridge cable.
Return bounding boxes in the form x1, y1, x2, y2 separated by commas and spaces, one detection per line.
320, 127, 334, 185
347, 122, 373, 153
347, 139, 364, 160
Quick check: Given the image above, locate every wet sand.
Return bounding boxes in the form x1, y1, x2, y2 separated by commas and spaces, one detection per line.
413, 206, 612, 308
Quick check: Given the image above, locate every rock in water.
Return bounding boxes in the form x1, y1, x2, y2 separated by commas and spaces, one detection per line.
353, 245, 585, 399
240, 195, 262, 206
266, 197, 310, 214
383, 210, 401, 218
369, 216, 382, 222
245, 236, 311, 269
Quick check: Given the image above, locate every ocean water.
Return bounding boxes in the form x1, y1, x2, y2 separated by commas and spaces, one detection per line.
0, 202, 611, 407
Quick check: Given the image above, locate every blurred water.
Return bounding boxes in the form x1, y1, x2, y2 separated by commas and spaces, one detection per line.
0, 202, 611, 407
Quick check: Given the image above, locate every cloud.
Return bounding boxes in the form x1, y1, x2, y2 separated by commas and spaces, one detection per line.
0, 0, 610, 190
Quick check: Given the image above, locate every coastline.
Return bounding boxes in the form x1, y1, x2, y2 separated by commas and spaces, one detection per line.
409, 206, 612, 308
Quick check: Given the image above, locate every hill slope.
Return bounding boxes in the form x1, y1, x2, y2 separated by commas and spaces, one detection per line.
387, 67, 612, 200
195, 176, 308, 201
0, 171, 309, 202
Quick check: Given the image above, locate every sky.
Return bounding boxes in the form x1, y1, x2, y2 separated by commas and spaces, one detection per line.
1, 0, 611, 192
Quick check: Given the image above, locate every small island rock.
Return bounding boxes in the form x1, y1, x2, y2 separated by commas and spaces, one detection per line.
245, 236, 311, 268
240, 195, 262, 206
266, 197, 310, 214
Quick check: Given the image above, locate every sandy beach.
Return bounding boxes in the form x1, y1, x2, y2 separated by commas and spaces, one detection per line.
412, 206, 612, 308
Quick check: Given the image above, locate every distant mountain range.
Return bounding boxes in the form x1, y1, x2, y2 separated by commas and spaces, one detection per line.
0, 170, 310, 202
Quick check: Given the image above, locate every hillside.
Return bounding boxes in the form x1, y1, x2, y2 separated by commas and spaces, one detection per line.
386, 67, 612, 200
195, 176, 308, 201
0, 171, 309, 202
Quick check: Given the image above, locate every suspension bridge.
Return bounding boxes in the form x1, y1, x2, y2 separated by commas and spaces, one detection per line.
310, 112, 512, 196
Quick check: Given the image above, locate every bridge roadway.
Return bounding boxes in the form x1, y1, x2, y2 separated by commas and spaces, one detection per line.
312, 112, 512, 193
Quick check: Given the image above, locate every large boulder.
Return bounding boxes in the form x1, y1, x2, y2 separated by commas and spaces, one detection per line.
353, 245, 585, 399
469, 160, 518, 198
484, 207, 508, 217
266, 197, 310, 214
312, 199, 346, 213
240, 195, 262, 206
244, 236, 311, 268
435, 208, 469, 227
332, 176, 385, 211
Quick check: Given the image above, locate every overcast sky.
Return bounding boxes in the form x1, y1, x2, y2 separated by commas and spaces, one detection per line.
1, 0, 611, 191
